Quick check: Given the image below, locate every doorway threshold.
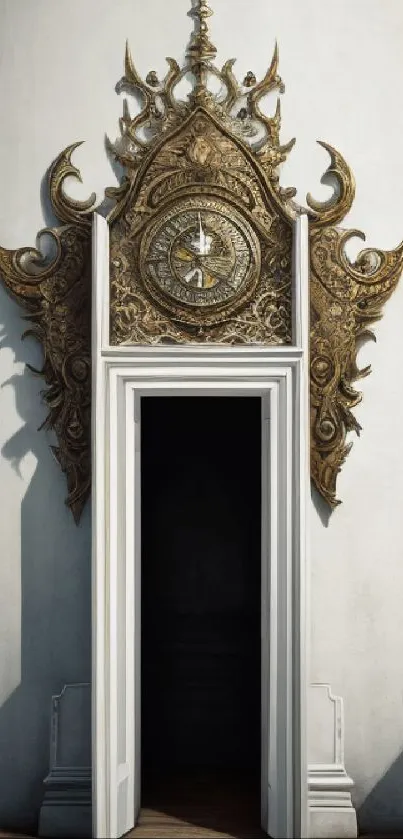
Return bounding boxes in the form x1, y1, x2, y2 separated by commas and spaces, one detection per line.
127, 772, 266, 838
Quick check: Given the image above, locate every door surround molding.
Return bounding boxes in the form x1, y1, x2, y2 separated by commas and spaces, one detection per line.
91, 213, 310, 838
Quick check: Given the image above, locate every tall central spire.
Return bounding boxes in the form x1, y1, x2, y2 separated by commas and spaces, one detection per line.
187, 0, 217, 95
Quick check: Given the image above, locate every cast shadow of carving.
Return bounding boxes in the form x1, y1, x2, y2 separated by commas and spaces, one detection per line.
358, 750, 403, 836
0, 265, 91, 832
311, 483, 332, 528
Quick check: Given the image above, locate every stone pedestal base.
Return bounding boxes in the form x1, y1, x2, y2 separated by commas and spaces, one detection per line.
38, 768, 91, 838
309, 764, 357, 838
38, 683, 91, 839
308, 684, 357, 838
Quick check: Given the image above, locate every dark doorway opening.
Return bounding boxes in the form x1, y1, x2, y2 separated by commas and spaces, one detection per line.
140, 397, 263, 838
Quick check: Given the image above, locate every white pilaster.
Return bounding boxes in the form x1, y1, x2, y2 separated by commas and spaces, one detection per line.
308, 683, 357, 838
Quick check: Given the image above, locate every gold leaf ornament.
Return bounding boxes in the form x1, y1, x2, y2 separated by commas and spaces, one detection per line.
0, 0, 402, 521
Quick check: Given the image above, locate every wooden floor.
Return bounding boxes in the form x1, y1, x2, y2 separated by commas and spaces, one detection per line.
0, 777, 399, 839
0, 824, 401, 838
0, 834, 35, 838
126, 773, 266, 838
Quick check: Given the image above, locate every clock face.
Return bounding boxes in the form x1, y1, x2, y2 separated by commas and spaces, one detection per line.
140, 197, 261, 325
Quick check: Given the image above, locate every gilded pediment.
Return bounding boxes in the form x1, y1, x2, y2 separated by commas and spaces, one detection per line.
109, 106, 293, 345
0, 0, 401, 520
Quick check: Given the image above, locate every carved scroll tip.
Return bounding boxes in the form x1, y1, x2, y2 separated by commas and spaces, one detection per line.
124, 39, 137, 69
307, 140, 355, 225
49, 142, 87, 192
315, 140, 342, 171
315, 139, 355, 183
268, 39, 279, 76
315, 140, 348, 173
67, 140, 85, 153
54, 141, 85, 169
166, 56, 181, 71
342, 228, 366, 246
124, 40, 142, 86
125, 40, 132, 70
278, 137, 296, 158
316, 139, 335, 153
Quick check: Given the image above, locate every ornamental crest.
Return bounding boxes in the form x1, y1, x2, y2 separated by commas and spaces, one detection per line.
0, 0, 401, 520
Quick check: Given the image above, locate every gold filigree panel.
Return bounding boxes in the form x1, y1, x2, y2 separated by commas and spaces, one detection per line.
305, 143, 403, 505
109, 109, 293, 345
310, 220, 403, 506
0, 1, 402, 521
0, 148, 94, 521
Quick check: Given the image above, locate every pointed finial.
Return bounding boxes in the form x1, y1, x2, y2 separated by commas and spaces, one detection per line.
187, 0, 217, 92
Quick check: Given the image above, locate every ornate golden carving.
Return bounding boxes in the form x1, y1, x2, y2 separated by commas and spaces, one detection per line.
106, 0, 296, 346
0, 0, 401, 520
109, 109, 293, 345
109, 2, 294, 187
0, 146, 95, 522
309, 150, 403, 505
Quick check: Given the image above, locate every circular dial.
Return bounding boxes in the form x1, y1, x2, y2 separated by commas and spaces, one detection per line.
140, 198, 260, 325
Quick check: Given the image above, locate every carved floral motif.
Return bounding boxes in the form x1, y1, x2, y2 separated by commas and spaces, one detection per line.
0, 1, 401, 520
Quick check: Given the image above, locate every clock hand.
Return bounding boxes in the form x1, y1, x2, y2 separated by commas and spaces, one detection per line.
198, 212, 204, 244
184, 266, 204, 287
174, 246, 194, 262
201, 254, 233, 280
196, 212, 212, 255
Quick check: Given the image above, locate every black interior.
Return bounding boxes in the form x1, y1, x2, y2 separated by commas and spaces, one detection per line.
141, 396, 261, 785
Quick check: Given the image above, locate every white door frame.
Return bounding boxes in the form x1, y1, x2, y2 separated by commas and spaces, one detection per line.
92, 213, 310, 839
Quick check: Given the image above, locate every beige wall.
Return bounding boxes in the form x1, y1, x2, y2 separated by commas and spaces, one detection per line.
1, 0, 403, 832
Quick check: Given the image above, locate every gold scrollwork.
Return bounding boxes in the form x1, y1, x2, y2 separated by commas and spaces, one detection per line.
0, 149, 94, 522
307, 141, 403, 506
0, 0, 401, 520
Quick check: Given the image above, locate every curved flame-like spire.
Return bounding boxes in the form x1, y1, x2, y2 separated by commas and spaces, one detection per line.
110, 0, 293, 171
0, 0, 400, 530
187, 0, 217, 95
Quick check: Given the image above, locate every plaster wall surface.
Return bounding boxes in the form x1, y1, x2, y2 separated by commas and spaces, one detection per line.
1, 0, 403, 833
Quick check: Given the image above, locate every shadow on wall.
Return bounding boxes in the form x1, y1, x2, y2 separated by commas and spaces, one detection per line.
311, 483, 332, 528
0, 283, 91, 835
358, 751, 403, 836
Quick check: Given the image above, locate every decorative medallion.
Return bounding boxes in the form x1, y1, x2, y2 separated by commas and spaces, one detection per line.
108, 100, 293, 345
0, 0, 402, 520
139, 197, 261, 325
